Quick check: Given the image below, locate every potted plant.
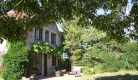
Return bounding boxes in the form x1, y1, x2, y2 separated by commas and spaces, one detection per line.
60, 61, 67, 75
54, 65, 60, 77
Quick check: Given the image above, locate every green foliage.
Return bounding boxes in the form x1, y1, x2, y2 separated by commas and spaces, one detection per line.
0, 0, 137, 43
94, 64, 102, 74
89, 68, 95, 74
31, 42, 64, 58
82, 27, 106, 43
31, 42, 54, 54
84, 41, 138, 72
60, 18, 84, 66
101, 54, 124, 72
82, 66, 90, 72
54, 65, 60, 71
1, 42, 29, 80
83, 69, 93, 75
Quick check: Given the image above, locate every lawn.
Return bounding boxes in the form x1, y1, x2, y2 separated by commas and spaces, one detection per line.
79, 71, 138, 80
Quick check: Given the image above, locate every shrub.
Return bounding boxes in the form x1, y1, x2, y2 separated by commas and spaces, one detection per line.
1, 42, 29, 80
82, 66, 89, 72
89, 68, 95, 74
94, 64, 102, 73
54, 65, 60, 71
83, 69, 93, 75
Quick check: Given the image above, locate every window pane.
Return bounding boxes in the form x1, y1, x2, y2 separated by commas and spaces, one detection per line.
35, 28, 42, 41
36, 29, 39, 40
45, 31, 49, 42
39, 29, 42, 41
51, 33, 56, 44
54, 35, 56, 44
33, 55, 36, 68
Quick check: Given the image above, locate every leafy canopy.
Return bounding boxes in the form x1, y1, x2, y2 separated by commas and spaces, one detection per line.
0, 0, 137, 43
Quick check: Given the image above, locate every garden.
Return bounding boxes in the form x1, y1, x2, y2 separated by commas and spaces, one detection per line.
0, 0, 137, 79
1, 17, 138, 80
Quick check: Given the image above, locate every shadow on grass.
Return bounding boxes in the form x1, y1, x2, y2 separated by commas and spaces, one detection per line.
95, 74, 138, 80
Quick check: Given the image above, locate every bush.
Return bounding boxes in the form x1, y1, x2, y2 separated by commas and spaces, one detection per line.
82, 66, 89, 72
94, 64, 102, 73
1, 42, 29, 80
54, 65, 60, 71
83, 69, 93, 75
89, 68, 95, 74
77, 41, 138, 73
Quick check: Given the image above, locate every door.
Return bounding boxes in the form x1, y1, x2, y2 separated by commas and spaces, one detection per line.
28, 54, 33, 76
33, 54, 42, 76
44, 54, 47, 76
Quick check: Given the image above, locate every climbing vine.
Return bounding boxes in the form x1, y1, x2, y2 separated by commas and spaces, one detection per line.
31, 42, 64, 58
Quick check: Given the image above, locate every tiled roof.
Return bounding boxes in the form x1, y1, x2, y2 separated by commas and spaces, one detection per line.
6, 12, 30, 20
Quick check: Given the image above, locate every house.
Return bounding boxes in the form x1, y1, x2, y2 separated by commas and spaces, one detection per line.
27, 25, 62, 76
0, 39, 9, 72
2, 12, 62, 76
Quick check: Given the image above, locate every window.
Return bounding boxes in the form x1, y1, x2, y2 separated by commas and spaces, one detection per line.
45, 31, 49, 43
51, 33, 56, 44
35, 28, 42, 41
52, 56, 56, 66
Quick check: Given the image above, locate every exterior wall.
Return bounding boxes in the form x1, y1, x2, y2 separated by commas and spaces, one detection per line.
26, 29, 35, 49
43, 25, 62, 46
26, 24, 62, 49
47, 55, 55, 76
43, 25, 62, 76
0, 39, 7, 52
26, 24, 62, 76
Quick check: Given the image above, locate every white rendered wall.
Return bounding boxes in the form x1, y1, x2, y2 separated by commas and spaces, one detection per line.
0, 39, 7, 51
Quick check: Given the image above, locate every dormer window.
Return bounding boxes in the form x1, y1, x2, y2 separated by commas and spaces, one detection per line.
35, 28, 42, 41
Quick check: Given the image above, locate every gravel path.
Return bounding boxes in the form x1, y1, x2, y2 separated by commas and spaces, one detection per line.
34, 74, 81, 80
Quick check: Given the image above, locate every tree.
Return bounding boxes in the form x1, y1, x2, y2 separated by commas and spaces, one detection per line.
60, 18, 84, 66
80, 27, 106, 67
0, 0, 137, 43
61, 17, 106, 66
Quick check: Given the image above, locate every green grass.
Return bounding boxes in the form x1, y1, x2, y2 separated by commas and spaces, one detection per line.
79, 71, 138, 80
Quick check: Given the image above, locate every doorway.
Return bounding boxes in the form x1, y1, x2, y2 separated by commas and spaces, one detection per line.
33, 54, 42, 76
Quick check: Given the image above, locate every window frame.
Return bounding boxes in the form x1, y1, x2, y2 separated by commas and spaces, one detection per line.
35, 28, 42, 41
45, 30, 49, 43
51, 33, 56, 44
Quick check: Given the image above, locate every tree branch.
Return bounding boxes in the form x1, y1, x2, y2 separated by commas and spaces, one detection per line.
13, 0, 23, 8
